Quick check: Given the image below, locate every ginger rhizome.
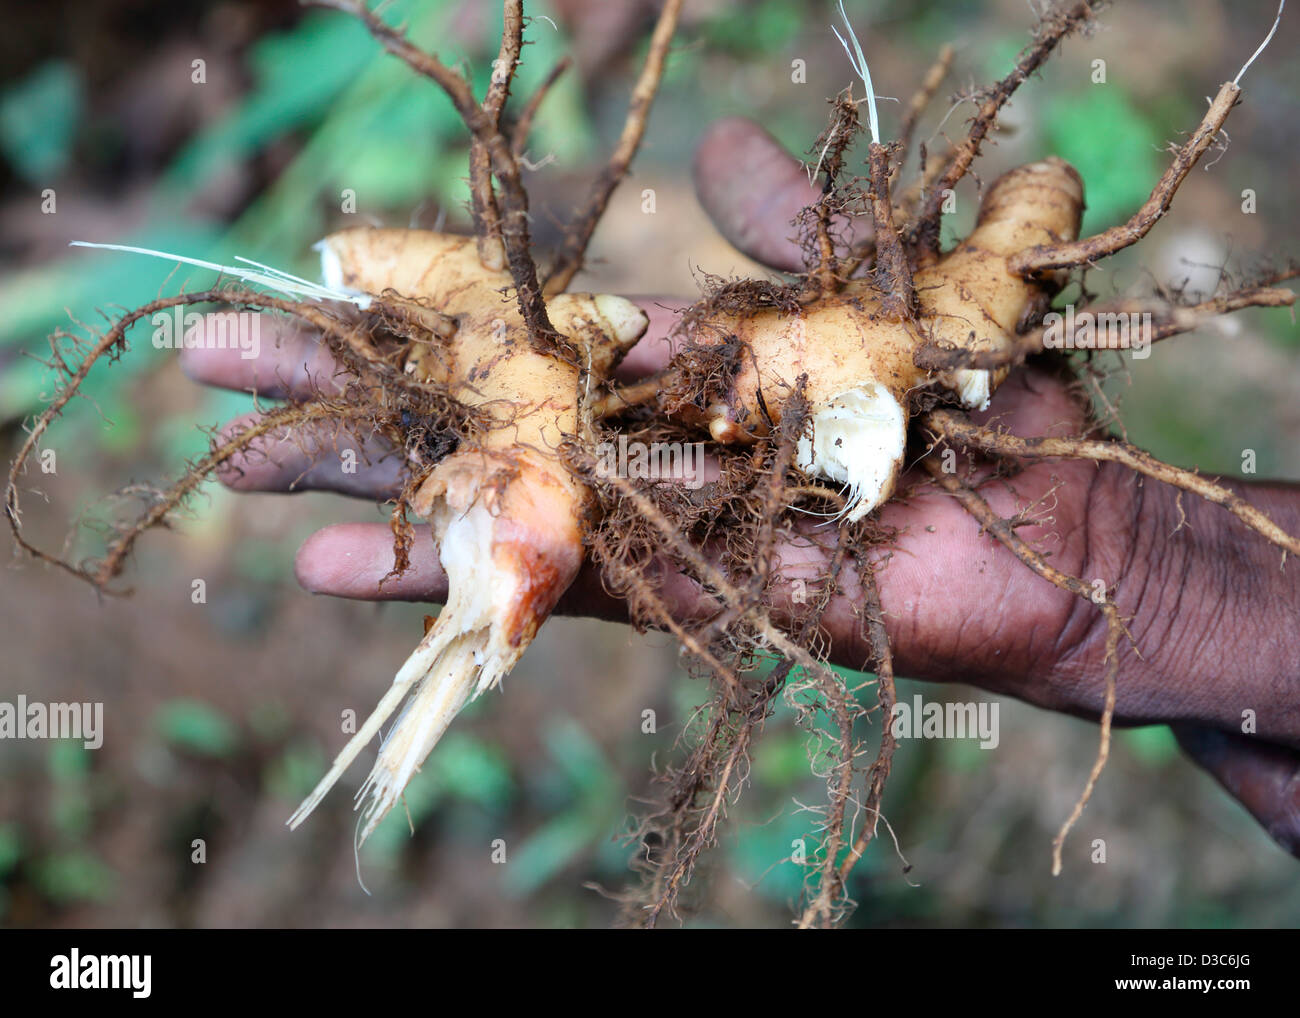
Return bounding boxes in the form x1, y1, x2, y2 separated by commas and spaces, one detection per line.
671, 157, 1084, 520
289, 229, 646, 839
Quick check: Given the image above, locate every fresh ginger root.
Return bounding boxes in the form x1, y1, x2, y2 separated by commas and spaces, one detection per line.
673, 157, 1084, 520
288, 229, 646, 841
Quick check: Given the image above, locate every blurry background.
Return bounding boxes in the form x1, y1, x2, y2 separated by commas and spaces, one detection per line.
1, 0, 1298, 928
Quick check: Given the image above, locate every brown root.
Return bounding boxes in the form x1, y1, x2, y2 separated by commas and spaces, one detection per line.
867, 141, 915, 319
5, 287, 468, 591
800, 87, 863, 294
914, 284, 1296, 373
1011, 81, 1240, 275
921, 453, 1129, 875
544, 0, 686, 295
909, 0, 1099, 257
925, 408, 1300, 559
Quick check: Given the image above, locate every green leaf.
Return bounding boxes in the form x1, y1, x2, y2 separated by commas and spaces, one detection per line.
0, 823, 23, 878
1044, 86, 1162, 233
48, 740, 90, 781
32, 850, 116, 904
541, 720, 613, 795
1122, 725, 1178, 766
728, 806, 810, 904
753, 731, 810, 785
264, 741, 329, 803
0, 60, 81, 183
360, 766, 446, 861
503, 811, 597, 896
703, 0, 803, 55
0, 219, 222, 428
941, 734, 990, 774
155, 699, 239, 757
360, 731, 514, 861
1264, 298, 1299, 350
164, 12, 375, 192
981, 36, 1026, 81
433, 732, 514, 807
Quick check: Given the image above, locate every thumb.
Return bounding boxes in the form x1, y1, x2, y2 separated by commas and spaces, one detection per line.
692, 116, 872, 274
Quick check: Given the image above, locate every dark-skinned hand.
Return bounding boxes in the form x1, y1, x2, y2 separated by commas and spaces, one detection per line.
181, 117, 1300, 858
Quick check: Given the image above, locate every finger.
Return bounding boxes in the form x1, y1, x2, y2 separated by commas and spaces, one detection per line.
296, 523, 448, 601
287, 365, 1097, 687
1173, 725, 1300, 858
292, 426, 726, 614
294, 522, 657, 619
184, 298, 686, 391
693, 116, 870, 274
179, 316, 348, 400
215, 412, 404, 499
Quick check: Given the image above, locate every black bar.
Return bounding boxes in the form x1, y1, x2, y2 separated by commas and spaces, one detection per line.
0, 928, 1291, 1005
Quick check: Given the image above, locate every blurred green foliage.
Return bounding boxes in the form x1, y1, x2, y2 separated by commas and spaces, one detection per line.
0, 744, 118, 919
1044, 86, 1162, 233
263, 739, 329, 804
0, 60, 81, 184
505, 721, 626, 895
155, 699, 240, 757
701, 0, 804, 56
0, 824, 21, 879
31, 849, 116, 905
362, 728, 514, 862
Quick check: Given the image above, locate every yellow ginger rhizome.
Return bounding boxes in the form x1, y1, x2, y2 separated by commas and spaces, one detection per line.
671, 158, 1083, 520
9, 0, 1300, 926
290, 229, 648, 839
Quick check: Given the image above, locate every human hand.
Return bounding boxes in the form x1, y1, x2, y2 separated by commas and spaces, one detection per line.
180, 116, 1300, 857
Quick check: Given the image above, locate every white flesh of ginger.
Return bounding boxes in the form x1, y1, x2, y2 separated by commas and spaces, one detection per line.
288, 499, 522, 844
796, 384, 907, 522
950, 368, 994, 412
